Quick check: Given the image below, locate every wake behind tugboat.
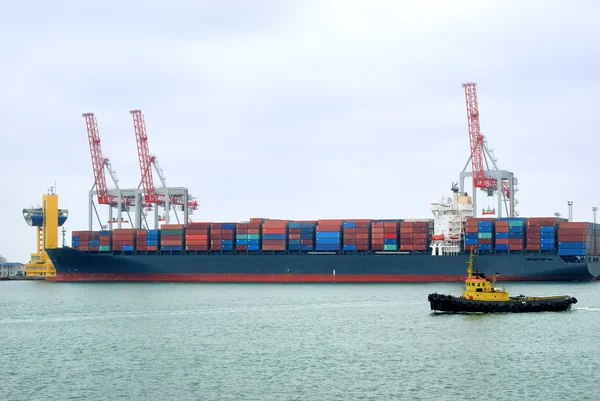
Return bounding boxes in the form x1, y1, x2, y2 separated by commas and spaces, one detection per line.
428, 252, 578, 313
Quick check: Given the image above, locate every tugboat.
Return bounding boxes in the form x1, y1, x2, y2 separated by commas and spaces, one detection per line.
427, 252, 578, 313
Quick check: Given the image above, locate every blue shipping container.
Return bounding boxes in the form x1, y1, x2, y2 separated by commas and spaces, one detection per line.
263, 234, 286, 240
558, 248, 585, 256
495, 232, 509, 239
316, 237, 340, 244
478, 244, 492, 251
316, 231, 340, 238
495, 244, 509, 251
558, 241, 586, 249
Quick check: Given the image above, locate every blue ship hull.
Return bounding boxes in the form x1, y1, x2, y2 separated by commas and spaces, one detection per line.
46, 247, 600, 282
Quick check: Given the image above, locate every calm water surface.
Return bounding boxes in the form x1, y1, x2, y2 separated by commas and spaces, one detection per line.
1, 281, 599, 400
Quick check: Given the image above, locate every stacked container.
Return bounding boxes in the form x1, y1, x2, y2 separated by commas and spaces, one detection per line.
557, 222, 592, 256
315, 220, 343, 251
342, 219, 371, 251
186, 223, 210, 251
399, 221, 428, 251
371, 221, 398, 251
160, 224, 184, 251
113, 228, 136, 252
526, 218, 560, 252
262, 220, 287, 251
464, 218, 494, 252
494, 219, 509, 251
288, 221, 315, 251
99, 230, 112, 252
210, 223, 235, 251
495, 217, 525, 251
72, 231, 100, 251
135, 229, 148, 251
236, 221, 261, 251
146, 230, 160, 251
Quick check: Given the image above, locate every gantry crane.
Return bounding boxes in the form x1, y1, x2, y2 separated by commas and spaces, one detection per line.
129, 109, 199, 229
83, 112, 145, 230
458, 82, 518, 218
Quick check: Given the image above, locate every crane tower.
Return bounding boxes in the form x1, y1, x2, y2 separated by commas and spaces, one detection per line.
83, 112, 145, 230
458, 82, 518, 218
23, 187, 69, 278
129, 109, 199, 229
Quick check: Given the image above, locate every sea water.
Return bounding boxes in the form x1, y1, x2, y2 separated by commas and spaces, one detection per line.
1, 281, 598, 400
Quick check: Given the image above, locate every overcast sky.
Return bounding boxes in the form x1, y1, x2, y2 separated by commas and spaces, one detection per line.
1, 0, 599, 262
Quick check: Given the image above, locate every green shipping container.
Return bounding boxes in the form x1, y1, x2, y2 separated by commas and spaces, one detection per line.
99, 246, 111, 252
248, 234, 260, 240
478, 232, 493, 239
161, 229, 184, 235
509, 221, 524, 227
237, 234, 248, 240
384, 244, 397, 251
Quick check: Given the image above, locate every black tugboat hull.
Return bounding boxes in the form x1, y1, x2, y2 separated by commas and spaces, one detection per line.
427, 293, 578, 313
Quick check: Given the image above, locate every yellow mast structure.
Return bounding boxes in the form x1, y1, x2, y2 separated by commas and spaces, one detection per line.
23, 187, 68, 278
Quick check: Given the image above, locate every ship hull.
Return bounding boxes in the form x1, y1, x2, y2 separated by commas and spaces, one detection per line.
428, 293, 578, 313
46, 247, 598, 283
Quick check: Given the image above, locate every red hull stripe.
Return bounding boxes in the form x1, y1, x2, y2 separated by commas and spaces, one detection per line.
51, 273, 587, 283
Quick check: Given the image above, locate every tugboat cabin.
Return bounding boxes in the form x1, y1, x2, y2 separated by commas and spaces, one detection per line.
462, 253, 510, 302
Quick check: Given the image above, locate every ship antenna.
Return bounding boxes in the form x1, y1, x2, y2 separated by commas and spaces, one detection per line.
466, 250, 474, 279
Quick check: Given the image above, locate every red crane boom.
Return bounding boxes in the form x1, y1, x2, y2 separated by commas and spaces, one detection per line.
130, 109, 160, 204
130, 109, 199, 211
83, 113, 116, 205
462, 83, 496, 190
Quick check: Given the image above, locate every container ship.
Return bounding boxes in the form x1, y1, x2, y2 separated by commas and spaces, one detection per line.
46, 190, 600, 282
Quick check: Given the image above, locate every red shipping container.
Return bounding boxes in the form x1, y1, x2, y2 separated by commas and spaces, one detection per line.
187, 245, 209, 251
527, 244, 541, 250
263, 228, 286, 235
162, 240, 183, 246
558, 222, 592, 229
186, 234, 208, 241
187, 222, 211, 229
558, 234, 587, 242
263, 244, 286, 251
236, 245, 248, 251
509, 244, 523, 251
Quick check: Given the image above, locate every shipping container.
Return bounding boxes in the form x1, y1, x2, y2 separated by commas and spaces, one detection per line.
342, 219, 371, 251
399, 220, 429, 251
315, 219, 342, 251
159, 224, 183, 251
288, 221, 315, 251
235, 221, 262, 252
557, 222, 597, 256
261, 219, 287, 251
494, 217, 525, 252
464, 218, 495, 253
